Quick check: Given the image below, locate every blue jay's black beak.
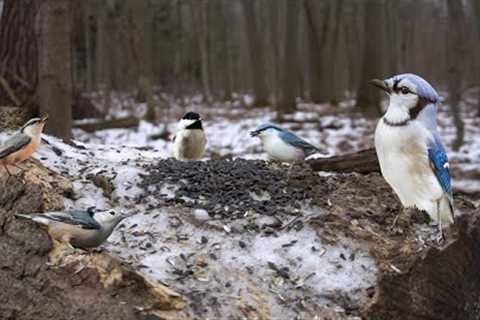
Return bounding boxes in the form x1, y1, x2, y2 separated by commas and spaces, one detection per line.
369, 79, 391, 93
250, 130, 260, 137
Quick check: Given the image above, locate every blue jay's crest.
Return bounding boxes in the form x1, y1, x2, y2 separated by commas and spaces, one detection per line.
388, 73, 439, 104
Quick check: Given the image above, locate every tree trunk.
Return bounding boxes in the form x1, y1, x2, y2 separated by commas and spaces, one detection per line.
446, 0, 466, 151
356, 0, 386, 117
82, 0, 93, 92
470, 0, 480, 117
0, 0, 39, 113
278, 0, 299, 114
196, 0, 213, 102
36, 0, 73, 141
241, 0, 270, 107
128, 0, 155, 122
304, 0, 323, 103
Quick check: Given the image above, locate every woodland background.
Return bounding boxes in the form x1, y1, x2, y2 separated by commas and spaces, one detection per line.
0, 0, 479, 150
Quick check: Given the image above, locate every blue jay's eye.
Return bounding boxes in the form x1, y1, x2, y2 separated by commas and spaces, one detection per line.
109, 211, 115, 216
400, 86, 410, 94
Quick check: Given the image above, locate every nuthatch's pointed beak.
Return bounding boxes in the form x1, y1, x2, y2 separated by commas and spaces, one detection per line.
40, 114, 49, 122
250, 130, 260, 137
369, 79, 391, 93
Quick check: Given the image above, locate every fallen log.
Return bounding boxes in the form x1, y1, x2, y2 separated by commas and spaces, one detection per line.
308, 147, 380, 174
74, 117, 139, 133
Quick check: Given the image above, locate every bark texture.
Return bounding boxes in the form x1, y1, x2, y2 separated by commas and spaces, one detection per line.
0, 0, 38, 111
36, 0, 73, 140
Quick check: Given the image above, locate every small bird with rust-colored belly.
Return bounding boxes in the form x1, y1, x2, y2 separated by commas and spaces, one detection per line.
173, 112, 207, 161
0, 115, 48, 177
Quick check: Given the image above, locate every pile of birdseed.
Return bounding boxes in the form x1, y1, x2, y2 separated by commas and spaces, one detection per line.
136, 158, 331, 219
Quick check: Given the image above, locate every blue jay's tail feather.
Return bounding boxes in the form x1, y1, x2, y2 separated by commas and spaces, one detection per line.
438, 195, 455, 224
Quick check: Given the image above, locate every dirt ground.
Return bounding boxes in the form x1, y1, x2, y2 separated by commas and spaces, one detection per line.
105, 158, 478, 319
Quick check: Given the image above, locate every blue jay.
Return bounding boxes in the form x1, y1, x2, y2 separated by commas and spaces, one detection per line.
370, 73, 454, 239
15, 208, 132, 249
173, 112, 207, 161
250, 123, 322, 163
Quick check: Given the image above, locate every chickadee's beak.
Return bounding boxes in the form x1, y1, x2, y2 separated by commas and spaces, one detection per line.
40, 114, 49, 122
369, 79, 391, 94
250, 130, 260, 137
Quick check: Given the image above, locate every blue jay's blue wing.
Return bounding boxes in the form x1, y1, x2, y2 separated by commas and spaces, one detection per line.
427, 139, 452, 196
279, 130, 319, 155
0, 133, 31, 159
42, 210, 102, 230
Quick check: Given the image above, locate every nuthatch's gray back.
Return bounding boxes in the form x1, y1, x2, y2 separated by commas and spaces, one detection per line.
0, 115, 48, 176
15, 208, 132, 249
173, 112, 207, 161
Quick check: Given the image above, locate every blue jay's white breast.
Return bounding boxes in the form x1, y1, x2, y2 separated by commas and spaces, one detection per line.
260, 133, 305, 162
375, 119, 447, 221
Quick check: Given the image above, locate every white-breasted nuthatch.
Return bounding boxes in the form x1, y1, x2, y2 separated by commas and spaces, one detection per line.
0, 115, 48, 176
250, 123, 322, 163
172, 112, 207, 161
15, 208, 132, 249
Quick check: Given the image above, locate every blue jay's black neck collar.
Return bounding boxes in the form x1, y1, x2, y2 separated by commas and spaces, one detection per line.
186, 120, 203, 130
383, 96, 432, 127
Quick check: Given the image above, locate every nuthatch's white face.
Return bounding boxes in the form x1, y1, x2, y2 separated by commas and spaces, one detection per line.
94, 209, 131, 227
21, 115, 48, 137
250, 127, 276, 143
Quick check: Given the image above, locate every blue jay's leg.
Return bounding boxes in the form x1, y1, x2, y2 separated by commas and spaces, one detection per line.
436, 200, 445, 243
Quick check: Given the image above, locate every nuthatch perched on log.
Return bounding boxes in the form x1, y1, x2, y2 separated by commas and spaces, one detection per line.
15, 208, 132, 249
173, 112, 207, 161
0, 115, 48, 177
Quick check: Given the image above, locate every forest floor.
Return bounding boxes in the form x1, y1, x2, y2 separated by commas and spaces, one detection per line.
3, 94, 479, 319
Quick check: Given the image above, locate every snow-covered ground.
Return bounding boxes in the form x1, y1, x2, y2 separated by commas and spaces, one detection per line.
1, 93, 477, 318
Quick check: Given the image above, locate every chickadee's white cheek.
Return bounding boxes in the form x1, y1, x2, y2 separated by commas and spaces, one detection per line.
179, 119, 195, 129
